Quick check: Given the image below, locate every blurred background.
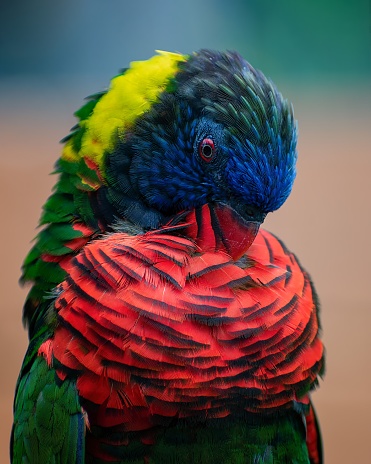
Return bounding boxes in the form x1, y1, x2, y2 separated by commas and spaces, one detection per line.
1, 0, 370, 462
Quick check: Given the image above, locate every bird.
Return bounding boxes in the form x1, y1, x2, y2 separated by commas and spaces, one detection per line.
11, 49, 324, 464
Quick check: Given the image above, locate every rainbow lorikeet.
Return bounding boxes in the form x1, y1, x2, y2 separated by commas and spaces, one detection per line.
12, 50, 324, 463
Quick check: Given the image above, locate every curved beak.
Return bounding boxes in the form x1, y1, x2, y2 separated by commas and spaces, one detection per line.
214, 204, 263, 260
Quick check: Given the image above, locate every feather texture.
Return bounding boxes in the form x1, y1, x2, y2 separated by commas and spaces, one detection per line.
13, 49, 324, 463
33, 208, 324, 461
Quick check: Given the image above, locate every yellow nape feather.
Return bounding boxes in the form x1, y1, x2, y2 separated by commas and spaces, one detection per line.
61, 51, 187, 169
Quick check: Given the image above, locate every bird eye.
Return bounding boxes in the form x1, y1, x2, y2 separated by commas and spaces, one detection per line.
198, 138, 216, 162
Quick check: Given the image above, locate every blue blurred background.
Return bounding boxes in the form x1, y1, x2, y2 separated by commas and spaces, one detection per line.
1, 1, 370, 463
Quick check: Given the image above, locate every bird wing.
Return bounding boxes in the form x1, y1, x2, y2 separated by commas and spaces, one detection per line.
11, 355, 85, 464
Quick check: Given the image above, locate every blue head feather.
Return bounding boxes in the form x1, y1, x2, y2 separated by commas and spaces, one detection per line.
105, 50, 298, 229
226, 127, 297, 213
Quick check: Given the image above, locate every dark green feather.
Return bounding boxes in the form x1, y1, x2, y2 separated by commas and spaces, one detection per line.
12, 356, 85, 464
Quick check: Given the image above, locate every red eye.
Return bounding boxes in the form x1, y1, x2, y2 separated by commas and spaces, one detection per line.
198, 138, 216, 162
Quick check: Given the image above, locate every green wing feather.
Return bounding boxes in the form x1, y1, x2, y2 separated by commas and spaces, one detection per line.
21, 90, 106, 336
12, 356, 85, 464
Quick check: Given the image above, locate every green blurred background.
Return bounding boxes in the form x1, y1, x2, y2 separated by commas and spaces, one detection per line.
1, 0, 370, 82
1, 1, 370, 463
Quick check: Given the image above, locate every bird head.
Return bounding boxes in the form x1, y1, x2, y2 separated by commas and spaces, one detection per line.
104, 50, 297, 253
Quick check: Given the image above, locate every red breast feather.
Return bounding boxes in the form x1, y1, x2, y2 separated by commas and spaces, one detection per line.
39, 227, 324, 449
